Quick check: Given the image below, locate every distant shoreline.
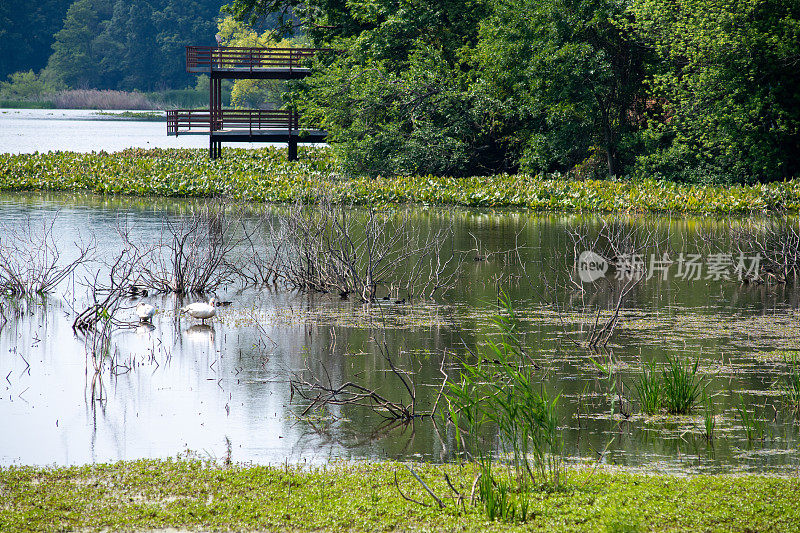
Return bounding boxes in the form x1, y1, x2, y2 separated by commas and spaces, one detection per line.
0, 88, 207, 112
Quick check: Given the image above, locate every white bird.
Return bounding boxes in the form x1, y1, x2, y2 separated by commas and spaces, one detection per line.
136, 302, 156, 323
181, 297, 217, 324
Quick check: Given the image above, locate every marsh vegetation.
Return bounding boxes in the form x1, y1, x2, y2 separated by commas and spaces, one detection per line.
5, 149, 800, 213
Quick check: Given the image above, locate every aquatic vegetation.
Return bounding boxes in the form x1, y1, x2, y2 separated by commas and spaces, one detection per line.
632, 356, 705, 416
780, 354, 800, 410
93, 110, 165, 120
0, 100, 55, 109
634, 359, 662, 415
49, 89, 156, 110
1, 459, 799, 532
3, 148, 800, 213
661, 355, 704, 415
703, 394, 716, 441
737, 396, 767, 442
446, 293, 563, 499
477, 463, 530, 523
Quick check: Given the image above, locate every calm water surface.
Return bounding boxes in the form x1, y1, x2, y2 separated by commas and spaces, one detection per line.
1, 193, 799, 473
0, 109, 271, 153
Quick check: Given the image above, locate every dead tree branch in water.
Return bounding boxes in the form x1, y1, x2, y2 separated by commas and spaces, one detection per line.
234, 211, 286, 287
269, 198, 463, 302
704, 218, 800, 284
0, 214, 94, 296
73, 249, 140, 332
290, 337, 437, 422
291, 376, 415, 420
120, 202, 243, 294
522, 217, 666, 349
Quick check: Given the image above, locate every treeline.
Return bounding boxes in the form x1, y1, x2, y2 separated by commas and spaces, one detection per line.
1, 0, 224, 92
232, 0, 800, 183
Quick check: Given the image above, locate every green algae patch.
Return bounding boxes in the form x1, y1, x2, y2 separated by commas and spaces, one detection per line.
2, 148, 800, 213
0, 459, 798, 532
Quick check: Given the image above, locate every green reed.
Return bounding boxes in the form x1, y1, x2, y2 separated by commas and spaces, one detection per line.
703, 394, 716, 441
477, 462, 530, 523
661, 355, 704, 415
634, 359, 663, 415
782, 354, 800, 410
736, 396, 767, 442
446, 292, 563, 522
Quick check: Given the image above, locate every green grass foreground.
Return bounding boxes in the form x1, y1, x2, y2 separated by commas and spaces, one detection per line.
2, 147, 800, 213
0, 459, 798, 532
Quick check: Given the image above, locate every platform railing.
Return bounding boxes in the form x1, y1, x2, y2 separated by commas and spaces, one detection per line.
167, 109, 305, 135
186, 46, 325, 72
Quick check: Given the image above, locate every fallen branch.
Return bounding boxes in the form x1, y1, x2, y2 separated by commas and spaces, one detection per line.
394, 471, 429, 507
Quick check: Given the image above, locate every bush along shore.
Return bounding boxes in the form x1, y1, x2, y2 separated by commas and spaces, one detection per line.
0, 459, 798, 532
2, 147, 800, 214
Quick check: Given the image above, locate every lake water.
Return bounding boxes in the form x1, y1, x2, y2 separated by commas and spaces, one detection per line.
1, 192, 799, 473
0, 109, 269, 153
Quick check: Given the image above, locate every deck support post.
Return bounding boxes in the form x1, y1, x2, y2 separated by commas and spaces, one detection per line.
209, 74, 222, 159
210, 138, 221, 159
287, 108, 298, 161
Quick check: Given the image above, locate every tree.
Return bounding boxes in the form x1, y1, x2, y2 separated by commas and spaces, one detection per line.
46, 0, 113, 88
95, 0, 161, 90
228, 0, 648, 177
44, 0, 227, 91
229, 0, 494, 176
630, 0, 800, 182
0, 71, 48, 101
475, 0, 649, 177
215, 15, 291, 109
0, 1, 74, 80
227, 0, 799, 182
152, 1, 227, 88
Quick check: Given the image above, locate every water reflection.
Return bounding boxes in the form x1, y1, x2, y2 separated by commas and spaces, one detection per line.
184, 324, 215, 342
136, 323, 156, 335
0, 193, 798, 473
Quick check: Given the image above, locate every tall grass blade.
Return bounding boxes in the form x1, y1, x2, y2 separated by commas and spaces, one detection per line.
662, 355, 703, 414
634, 359, 662, 415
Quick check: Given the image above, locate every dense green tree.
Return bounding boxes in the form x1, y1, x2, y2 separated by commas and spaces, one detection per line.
95, 0, 161, 90
19, 0, 798, 181
152, 1, 228, 87
0, 1, 74, 80
232, 0, 647, 176
630, 0, 800, 182
475, 0, 648, 176
229, 0, 800, 181
308, 1, 499, 176
293, 1, 491, 176
46, 0, 114, 88
0, 71, 49, 100
42, 0, 226, 91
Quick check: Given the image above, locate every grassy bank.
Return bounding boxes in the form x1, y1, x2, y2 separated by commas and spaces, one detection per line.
0, 459, 797, 532
2, 147, 800, 213
0, 100, 56, 109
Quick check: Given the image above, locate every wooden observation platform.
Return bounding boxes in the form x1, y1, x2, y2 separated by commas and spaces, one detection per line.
167, 46, 328, 160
